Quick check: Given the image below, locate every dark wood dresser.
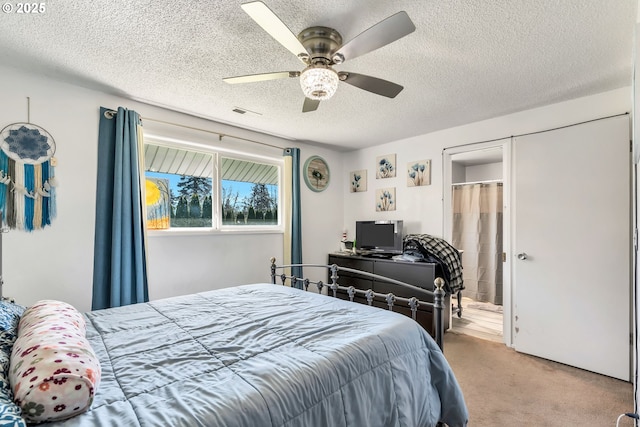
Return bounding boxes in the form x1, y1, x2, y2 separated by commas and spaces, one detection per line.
327, 253, 451, 336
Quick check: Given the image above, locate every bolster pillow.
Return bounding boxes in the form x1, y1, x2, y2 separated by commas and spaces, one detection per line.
9, 300, 101, 423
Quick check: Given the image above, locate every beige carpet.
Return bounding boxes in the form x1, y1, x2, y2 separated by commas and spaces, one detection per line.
443, 332, 634, 426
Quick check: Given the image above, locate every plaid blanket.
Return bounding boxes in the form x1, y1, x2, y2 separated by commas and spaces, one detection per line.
403, 234, 464, 294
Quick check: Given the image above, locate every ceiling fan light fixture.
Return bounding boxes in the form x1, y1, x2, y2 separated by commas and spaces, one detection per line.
300, 65, 339, 100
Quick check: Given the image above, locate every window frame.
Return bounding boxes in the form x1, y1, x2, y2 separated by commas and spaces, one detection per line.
143, 135, 284, 236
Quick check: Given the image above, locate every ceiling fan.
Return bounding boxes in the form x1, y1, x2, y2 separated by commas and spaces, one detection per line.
223, 1, 416, 112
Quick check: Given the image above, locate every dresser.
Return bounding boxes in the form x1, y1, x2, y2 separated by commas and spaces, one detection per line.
327, 253, 451, 336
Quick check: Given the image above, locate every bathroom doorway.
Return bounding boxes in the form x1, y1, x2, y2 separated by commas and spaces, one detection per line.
443, 143, 508, 344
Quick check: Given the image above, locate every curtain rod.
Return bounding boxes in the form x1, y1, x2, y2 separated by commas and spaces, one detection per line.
142, 117, 286, 150
104, 109, 286, 150
442, 112, 629, 153
452, 179, 503, 186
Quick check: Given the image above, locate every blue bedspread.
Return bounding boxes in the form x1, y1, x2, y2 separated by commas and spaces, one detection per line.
51, 284, 468, 427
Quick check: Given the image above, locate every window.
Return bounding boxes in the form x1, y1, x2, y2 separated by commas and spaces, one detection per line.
221, 157, 279, 226
143, 141, 280, 231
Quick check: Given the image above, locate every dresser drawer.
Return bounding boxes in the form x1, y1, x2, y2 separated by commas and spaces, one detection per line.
374, 261, 436, 290
328, 255, 374, 283
374, 280, 433, 302
328, 255, 373, 273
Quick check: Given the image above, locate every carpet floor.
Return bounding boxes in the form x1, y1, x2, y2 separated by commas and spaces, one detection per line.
443, 332, 634, 426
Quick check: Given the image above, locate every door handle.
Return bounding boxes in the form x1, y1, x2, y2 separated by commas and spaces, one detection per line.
517, 252, 528, 260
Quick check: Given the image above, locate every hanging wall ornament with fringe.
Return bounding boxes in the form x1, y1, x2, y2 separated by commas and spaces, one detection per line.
0, 97, 57, 231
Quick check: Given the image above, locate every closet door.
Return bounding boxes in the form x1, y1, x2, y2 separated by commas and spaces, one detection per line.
513, 115, 630, 380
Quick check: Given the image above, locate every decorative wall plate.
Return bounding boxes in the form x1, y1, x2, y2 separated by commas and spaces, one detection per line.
0, 122, 56, 164
304, 155, 330, 192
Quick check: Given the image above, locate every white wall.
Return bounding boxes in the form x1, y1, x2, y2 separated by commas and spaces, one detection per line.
451, 163, 466, 184
0, 65, 343, 311
465, 162, 503, 182
343, 87, 632, 239
451, 161, 503, 184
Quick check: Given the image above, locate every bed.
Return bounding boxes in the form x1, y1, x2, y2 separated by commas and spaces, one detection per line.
0, 259, 468, 427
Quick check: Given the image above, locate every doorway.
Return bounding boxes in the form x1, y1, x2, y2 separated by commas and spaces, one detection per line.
449, 147, 504, 342
443, 140, 511, 346
443, 116, 630, 380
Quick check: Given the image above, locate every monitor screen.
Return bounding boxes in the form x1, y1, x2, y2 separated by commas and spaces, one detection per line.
355, 220, 403, 254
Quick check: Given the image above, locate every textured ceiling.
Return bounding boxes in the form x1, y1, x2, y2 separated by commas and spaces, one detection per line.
0, 1, 635, 151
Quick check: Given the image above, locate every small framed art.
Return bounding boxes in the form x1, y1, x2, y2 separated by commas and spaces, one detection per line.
376, 154, 396, 179
376, 187, 396, 211
350, 170, 367, 192
407, 159, 431, 186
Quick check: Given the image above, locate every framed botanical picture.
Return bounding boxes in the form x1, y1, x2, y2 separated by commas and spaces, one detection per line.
407, 159, 431, 186
376, 154, 396, 179
350, 169, 367, 192
375, 187, 396, 211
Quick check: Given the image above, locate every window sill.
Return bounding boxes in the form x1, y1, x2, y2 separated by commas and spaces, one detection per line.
147, 226, 284, 237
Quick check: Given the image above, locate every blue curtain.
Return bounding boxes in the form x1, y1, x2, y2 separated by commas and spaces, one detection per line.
283, 148, 303, 287
92, 107, 149, 310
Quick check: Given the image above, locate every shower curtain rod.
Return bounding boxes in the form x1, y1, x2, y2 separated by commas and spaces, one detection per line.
442, 112, 629, 153
452, 179, 503, 186
104, 109, 286, 150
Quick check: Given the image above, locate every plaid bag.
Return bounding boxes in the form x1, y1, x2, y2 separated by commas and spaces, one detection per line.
403, 234, 464, 294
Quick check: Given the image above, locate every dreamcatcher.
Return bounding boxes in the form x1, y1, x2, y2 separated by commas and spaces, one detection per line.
0, 98, 57, 231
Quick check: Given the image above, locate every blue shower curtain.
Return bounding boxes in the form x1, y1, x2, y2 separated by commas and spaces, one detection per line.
92, 107, 148, 310
283, 148, 303, 286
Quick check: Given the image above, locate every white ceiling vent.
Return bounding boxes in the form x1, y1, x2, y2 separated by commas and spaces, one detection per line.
232, 107, 262, 116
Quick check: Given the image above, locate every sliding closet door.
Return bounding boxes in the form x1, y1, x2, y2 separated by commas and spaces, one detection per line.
513, 115, 630, 380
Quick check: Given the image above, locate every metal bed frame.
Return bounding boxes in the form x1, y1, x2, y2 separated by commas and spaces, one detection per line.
270, 258, 446, 350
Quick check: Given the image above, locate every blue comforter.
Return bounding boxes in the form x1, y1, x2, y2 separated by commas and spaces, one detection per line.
52, 284, 468, 426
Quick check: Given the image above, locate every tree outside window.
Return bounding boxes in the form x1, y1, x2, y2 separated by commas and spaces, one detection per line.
144, 143, 280, 230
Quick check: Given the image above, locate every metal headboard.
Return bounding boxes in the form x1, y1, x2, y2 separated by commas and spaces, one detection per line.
269, 258, 446, 350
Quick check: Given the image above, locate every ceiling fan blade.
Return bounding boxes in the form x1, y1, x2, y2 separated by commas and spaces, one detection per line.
340, 72, 404, 98
333, 11, 415, 63
241, 1, 309, 63
302, 97, 320, 113
223, 71, 299, 84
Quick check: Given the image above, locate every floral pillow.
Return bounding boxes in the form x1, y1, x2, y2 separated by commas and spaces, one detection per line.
9, 300, 100, 424
0, 299, 27, 427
